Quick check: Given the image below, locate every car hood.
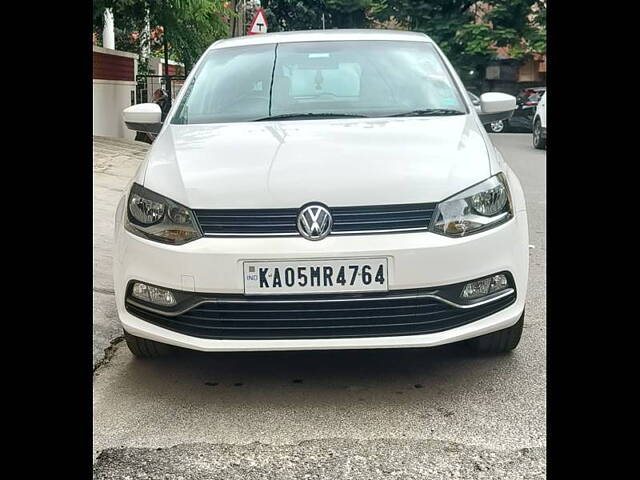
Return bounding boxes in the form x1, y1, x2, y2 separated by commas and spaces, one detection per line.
142, 115, 492, 208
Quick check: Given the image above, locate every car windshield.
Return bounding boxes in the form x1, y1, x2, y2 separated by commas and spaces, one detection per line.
171, 40, 467, 124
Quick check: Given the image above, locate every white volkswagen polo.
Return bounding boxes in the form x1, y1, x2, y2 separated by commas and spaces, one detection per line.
115, 30, 528, 358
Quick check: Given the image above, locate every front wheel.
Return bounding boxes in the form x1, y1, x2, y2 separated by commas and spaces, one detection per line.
466, 311, 524, 354
124, 330, 172, 358
488, 120, 506, 133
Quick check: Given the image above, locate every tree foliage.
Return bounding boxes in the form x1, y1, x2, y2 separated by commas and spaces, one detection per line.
326, 0, 374, 28
474, 0, 546, 57
93, 0, 231, 73
92, 0, 546, 88
262, 0, 374, 31
372, 0, 546, 88
261, 0, 326, 31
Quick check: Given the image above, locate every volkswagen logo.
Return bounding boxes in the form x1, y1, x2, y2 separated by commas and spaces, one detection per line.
297, 204, 332, 241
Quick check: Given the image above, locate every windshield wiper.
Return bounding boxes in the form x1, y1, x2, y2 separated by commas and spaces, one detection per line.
389, 109, 465, 117
253, 112, 370, 121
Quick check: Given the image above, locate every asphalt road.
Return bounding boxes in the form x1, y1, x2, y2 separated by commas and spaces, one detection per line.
93, 133, 546, 479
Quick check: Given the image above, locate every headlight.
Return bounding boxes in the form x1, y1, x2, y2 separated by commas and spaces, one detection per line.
125, 183, 202, 245
430, 173, 513, 237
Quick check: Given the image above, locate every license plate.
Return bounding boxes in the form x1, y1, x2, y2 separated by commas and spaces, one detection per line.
243, 258, 389, 295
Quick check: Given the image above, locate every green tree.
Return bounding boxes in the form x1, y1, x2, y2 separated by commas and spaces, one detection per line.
262, 0, 374, 31
372, 0, 546, 89
262, 0, 327, 31
457, 0, 546, 88
326, 0, 374, 28
93, 0, 231, 73
462, 0, 546, 58
163, 0, 231, 73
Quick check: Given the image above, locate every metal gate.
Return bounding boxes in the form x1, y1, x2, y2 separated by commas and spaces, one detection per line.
135, 74, 186, 106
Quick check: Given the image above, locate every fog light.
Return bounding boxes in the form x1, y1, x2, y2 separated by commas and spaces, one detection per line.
131, 282, 176, 306
461, 274, 509, 299
489, 274, 508, 293
461, 277, 492, 299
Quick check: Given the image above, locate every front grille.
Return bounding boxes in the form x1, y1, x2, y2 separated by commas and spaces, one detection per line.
193, 203, 437, 236
126, 289, 516, 340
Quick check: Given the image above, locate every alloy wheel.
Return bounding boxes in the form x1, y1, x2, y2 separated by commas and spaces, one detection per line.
490, 120, 505, 133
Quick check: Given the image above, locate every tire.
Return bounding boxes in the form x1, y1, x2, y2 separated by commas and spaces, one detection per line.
489, 120, 506, 133
533, 119, 546, 149
124, 330, 171, 358
466, 311, 524, 354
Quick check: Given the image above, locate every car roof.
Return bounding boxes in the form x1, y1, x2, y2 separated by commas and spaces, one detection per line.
208, 29, 433, 51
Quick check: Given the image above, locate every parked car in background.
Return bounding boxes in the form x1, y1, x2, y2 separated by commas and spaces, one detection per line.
532, 91, 546, 149
486, 86, 546, 134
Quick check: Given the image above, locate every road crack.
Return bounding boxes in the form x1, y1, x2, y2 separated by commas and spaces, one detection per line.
93, 335, 124, 374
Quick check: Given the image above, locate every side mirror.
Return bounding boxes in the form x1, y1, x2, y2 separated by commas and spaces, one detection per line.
478, 92, 516, 125
123, 103, 162, 134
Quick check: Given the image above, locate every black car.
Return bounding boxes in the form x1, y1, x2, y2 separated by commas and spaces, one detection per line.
486, 87, 546, 133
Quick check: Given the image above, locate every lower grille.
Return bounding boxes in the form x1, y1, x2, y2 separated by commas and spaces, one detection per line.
126, 289, 516, 340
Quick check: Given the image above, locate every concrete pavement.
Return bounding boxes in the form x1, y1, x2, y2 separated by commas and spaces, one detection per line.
92, 133, 546, 478
93, 136, 148, 367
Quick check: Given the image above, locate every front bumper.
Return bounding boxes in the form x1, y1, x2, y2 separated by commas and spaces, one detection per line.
113, 205, 529, 352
